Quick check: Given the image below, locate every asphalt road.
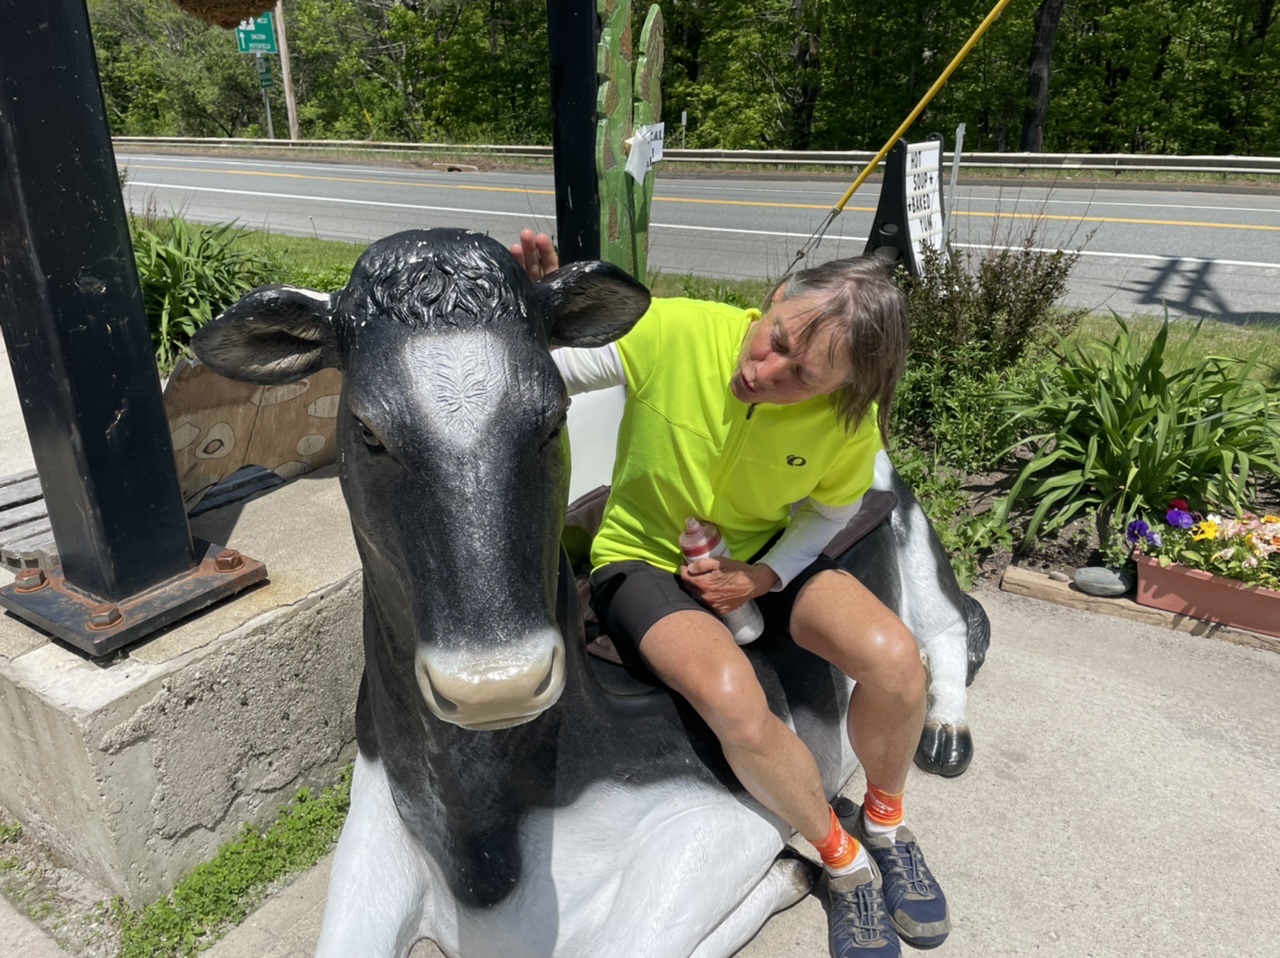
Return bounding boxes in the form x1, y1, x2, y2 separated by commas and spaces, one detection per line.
118, 153, 1280, 324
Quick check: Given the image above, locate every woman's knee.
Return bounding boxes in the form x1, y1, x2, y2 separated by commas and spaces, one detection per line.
685, 663, 773, 752
859, 624, 927, 703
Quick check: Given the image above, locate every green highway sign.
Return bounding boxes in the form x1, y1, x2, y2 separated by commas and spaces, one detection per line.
256, 56, 273, 89
236, 13, 277, 55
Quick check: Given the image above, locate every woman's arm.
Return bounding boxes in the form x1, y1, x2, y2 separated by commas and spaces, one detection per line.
757, 497, 862, 590
552, 344, 626, 395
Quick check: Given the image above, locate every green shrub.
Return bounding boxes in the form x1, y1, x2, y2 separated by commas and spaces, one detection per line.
902, 240, 1084, 371
997, 315, 1280, 545
134, 219, 279, 372
896, 345, 1046, 471
895, 240, 1084, 472
891, 445, 1012, 590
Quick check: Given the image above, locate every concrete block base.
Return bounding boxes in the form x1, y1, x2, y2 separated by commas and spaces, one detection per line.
0, 468, 363, 905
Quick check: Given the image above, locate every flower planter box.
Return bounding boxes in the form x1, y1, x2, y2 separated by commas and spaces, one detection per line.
1134, 555, 1280, 638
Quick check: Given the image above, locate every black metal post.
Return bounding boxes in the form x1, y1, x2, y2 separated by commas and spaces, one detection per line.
863, 134, 946, 278
545, 0, 600, 264
0, 0, 264, 656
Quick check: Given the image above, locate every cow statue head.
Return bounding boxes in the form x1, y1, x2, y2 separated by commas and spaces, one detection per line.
193, 229, 650, 730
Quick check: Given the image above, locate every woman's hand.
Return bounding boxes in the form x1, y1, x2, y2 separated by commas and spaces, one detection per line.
509, 229, 559, 281
680, 557, 778, 616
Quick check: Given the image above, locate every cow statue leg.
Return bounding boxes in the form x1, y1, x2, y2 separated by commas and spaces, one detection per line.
315, 752, 433, 958
687, 855, 817, 958
596, 797, 806, 958
871, 453, 990, 778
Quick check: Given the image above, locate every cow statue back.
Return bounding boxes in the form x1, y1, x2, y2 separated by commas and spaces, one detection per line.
193, 228, 988, 958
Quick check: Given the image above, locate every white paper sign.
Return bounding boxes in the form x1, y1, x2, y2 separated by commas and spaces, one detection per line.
905, 140, 944, 265
625, 123, 666, 182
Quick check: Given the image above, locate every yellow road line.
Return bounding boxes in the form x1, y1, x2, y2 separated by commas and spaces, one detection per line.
129, 163, 1280, 231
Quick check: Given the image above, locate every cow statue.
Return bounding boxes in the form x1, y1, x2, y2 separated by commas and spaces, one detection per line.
192, 228, 989, 958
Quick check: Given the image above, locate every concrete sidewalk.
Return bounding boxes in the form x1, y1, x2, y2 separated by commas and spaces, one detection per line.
189, 586, 1276, 958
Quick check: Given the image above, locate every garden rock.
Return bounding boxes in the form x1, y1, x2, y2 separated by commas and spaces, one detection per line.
1074, 566, 1134, 597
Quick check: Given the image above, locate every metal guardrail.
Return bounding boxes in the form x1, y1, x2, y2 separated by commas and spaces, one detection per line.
112, 137, 1280, 176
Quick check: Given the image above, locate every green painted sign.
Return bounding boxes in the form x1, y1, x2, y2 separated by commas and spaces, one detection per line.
236, 13, 277, 55
256, 56, 273, 90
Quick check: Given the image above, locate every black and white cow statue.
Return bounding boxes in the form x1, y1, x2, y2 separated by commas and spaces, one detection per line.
193, 228, 989, 958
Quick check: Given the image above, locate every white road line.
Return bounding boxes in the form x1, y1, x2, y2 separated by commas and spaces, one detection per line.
126, 181, 1280, 271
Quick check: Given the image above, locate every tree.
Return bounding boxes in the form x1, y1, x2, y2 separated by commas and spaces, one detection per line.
1020, 0, 1066, 151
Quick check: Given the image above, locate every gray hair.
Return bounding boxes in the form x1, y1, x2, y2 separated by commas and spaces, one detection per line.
764, 257, 909, 442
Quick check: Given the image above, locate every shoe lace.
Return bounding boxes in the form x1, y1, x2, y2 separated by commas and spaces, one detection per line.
833, 884, 891, 944
883, 841, 934, 897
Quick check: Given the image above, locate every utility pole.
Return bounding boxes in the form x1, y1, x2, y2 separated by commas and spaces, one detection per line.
274, 0, 300, 141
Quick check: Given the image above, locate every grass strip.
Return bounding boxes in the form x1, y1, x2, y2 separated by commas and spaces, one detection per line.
113, 766, 351, 958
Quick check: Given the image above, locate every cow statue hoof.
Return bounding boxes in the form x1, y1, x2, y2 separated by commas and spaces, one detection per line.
916, 722, 973, 777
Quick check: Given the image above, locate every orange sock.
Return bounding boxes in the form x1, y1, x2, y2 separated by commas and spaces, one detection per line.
811, 805, 861, 871
864, 782, 905, 829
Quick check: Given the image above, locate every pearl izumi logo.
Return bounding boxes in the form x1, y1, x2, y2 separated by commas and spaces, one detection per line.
786, 455, 807, 467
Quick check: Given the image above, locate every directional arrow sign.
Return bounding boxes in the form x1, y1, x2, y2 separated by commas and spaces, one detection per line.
236, 13, 277, 55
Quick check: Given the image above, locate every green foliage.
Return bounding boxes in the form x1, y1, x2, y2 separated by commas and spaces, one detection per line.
895, 241, 1083, 471
0, 815, 22, 844
277, 264, 356, 293
891, 445, 1012, 590
649, 273, 771, 310
133, 219, 278, 372
998, 315, 1280, 545
113, 768, 351, 958
89, 0, 1280, 154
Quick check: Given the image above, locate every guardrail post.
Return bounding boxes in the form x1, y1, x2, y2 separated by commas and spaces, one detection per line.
0, 0, 265, 656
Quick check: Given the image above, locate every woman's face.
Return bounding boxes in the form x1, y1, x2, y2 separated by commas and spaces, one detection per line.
730, 292, 852, 406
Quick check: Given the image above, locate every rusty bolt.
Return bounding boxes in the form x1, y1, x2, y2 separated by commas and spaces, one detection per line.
88, 603, 123, 629
214, 549, 245, 573
14, 568, 48, 593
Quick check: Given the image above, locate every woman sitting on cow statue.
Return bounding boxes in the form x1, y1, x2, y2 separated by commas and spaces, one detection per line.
511, 230, 949, 958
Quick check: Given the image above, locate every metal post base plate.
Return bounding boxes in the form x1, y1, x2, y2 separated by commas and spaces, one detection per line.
0, 539, 267, 657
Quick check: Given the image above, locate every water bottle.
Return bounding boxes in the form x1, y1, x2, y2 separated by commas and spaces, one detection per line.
678, 517, 765, 645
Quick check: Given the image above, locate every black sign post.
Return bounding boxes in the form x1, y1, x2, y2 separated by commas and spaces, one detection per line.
0, 0, 264, 656
863, 134, 946, 277
545, 0, 601, 265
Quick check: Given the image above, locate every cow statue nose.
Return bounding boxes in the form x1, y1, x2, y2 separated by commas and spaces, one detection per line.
414, 626, 565, 730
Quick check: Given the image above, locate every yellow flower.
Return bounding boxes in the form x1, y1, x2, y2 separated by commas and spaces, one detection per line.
1191, 520, 1219, 541
1264, 515, 1280, 524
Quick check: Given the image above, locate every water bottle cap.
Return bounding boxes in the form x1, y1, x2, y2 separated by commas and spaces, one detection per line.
679, 517, 721, 559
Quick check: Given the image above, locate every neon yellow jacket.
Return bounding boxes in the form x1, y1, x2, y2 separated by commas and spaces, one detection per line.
590, 297, 883, 574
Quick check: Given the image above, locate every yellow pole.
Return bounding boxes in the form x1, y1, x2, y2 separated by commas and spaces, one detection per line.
834, 0, 1012, 212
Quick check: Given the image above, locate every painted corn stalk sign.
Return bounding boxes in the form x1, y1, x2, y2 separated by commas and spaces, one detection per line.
596, 1, 664, 283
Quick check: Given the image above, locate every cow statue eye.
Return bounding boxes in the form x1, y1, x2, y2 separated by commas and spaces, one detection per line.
541, 413, 568, 451
355, 418, 384, 452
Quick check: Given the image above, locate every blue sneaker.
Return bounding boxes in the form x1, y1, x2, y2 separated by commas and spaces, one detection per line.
852, 810, 950, 949
826, 862, 902, 958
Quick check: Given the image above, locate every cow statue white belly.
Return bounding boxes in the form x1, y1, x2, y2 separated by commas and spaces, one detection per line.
192, 228, 988, 958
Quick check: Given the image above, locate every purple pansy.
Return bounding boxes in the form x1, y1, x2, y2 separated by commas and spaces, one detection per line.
1166, 508, 1194, 529
1146, 531, 1163, 548
1126, 519, 1150, 543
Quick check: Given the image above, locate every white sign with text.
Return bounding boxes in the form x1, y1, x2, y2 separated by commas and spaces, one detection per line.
905, 140, 944, 265
625, 123, 666, 182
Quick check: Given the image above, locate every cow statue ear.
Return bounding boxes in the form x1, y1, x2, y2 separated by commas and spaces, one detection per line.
192, 285, 341, 385
538, 261, 651, 348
